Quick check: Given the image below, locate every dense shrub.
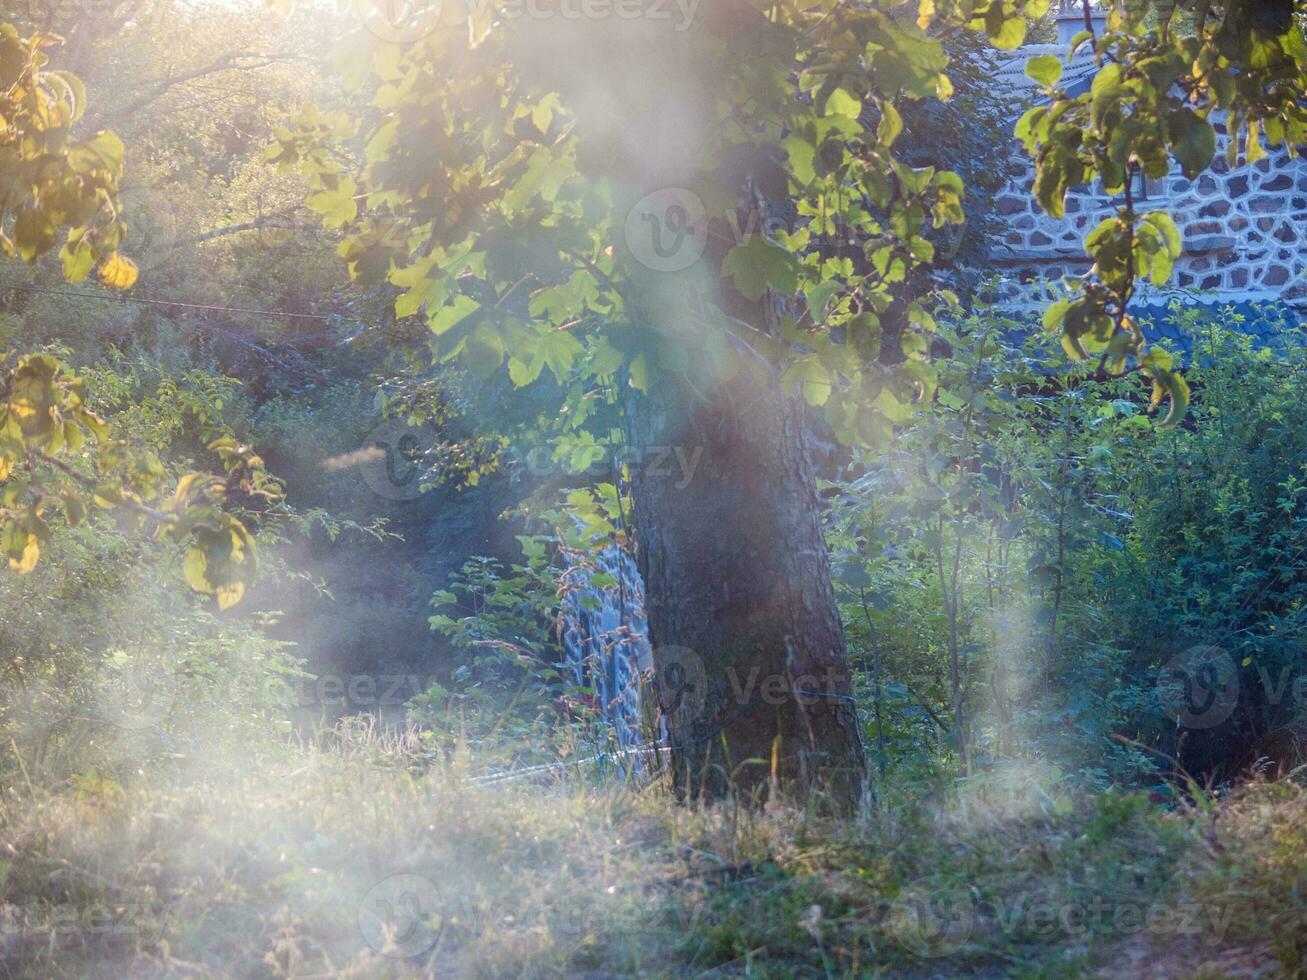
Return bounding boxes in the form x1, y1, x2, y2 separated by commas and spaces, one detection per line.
830, 303, 1307, 787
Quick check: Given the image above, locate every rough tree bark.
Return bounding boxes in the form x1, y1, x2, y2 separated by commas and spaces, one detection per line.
625, 360, 867, 811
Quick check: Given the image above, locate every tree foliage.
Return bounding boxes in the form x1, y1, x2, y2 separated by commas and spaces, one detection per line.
1018, 1, 1306, 417
270, 0, 1305, 454
0, 24, 273, 606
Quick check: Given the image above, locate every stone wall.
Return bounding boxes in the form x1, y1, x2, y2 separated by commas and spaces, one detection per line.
991, 119, 1307, 313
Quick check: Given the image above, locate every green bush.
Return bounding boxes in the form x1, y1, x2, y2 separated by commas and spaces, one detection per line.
830, 302, 1307, 787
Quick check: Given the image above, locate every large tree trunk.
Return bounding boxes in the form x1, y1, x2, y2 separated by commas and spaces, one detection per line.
625, 366, 866, 811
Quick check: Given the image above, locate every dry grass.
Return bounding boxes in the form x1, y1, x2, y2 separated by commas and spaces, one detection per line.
2, 726, 1305, 978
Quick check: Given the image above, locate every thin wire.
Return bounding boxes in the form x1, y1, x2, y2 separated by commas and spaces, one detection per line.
465, 688, 859, 786
3, 284, 329, 322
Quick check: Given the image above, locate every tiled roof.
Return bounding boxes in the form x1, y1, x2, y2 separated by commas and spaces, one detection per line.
1136, 300, 1304, 359
995, 44, 1099, 105
996, 301, 1304, 367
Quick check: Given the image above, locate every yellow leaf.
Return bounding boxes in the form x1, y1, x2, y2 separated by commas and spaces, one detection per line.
98, 252, 139, 290
1245, 119, 1266, 165
9, 534, 39, 573
216, 581, 245, 610
183, 547, 212, 593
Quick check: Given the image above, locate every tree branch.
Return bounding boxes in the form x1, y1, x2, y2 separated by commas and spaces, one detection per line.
171, 209, 316, 250
89, 52, 304, 125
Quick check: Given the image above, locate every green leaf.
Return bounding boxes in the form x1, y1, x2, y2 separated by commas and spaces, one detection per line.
532, 329, 583, 384
1245, 118, 1266, 165
1015, 106, 1047, 147
13, 208, 55, 262
508, 355, 541, 388
1033, 145, 1079, 219
1025, 54, 1063, 87
427, 295, 480, 336
804, 279, 842, 322
1167, 108, 1216, 179
1090, 63, 1124, 129
305, 175, 358, 228
1042, 299, 1072, 334
781, 356, 832, 406
463, 322, 506, 377
391, 262, 449, 319
1156, 369, 1189, 427
722, 235, 799, 301
68, 131, 125, 176
874, 385, 911, 423
628, 353, 649, 393
986, 6, 1027, 49
785, 135, 816, 186
531, 92, 562, 133
59, 238, 94, 282
1142, 212, 1182, 257
62, 493, 86, 527
825, 88, 861, 119
877, 100, 903, 146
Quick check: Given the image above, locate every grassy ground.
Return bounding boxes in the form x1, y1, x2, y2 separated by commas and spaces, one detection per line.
2, 724, 1305, 978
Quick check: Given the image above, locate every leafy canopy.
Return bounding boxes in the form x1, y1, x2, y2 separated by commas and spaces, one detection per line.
275, 0, 1304, 442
